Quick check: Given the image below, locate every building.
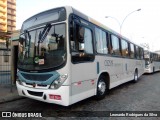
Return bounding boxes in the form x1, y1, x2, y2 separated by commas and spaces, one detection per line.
0, 29, 19, 85
155, 50, 160, 54
0, 0, 16, 32
0, 0, 16, 84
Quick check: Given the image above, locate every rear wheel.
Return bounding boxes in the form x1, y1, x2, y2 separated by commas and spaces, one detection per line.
153, 67, 155, 73
95, 75, 108, 100
133, 70, 138, 83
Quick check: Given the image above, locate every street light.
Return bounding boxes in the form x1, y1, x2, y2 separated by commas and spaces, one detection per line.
105, 16, 121, 32
120, 9, 141, 34
105, 8, 141, 35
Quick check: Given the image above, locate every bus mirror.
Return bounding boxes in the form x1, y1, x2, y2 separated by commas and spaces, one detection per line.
79, 43, 84, 51
78, 27, 84, 43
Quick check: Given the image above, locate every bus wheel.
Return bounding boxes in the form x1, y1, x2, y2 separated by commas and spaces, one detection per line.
133, 70, 138, 83
95, 75, 107, 100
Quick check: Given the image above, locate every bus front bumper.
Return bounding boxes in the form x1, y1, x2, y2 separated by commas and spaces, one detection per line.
16, 81, 70, 106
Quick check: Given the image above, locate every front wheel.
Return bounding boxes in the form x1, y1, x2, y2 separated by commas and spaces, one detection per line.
95, 75, 108, 100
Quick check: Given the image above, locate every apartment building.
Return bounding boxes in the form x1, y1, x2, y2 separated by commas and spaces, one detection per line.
0, 0, 16, 32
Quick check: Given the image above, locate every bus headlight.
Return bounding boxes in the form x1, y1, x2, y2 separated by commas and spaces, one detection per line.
145, 65, 149, 69
17, 79, 23, 85
49, 74, 68, 89
16, 75, 23, 85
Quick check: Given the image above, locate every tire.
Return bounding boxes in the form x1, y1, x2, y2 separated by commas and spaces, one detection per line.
133, 70, 138, 83
95, 75, 108, 100
153, 67, 155, 73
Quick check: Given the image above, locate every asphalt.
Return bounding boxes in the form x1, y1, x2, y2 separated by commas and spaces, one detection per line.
0, 84, 24, 104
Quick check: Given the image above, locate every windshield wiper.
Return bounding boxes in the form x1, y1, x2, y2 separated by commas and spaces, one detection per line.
37, 23, 52, 55
24, 30, 31, 57
38, 23, 52, 43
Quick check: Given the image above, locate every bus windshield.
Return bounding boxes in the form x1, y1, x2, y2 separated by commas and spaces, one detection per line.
18, 23, 66, 72
21, 7, 66, 31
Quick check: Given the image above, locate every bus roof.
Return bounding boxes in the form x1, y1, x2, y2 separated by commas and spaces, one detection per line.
21, 6, 143, 48
70, 6, 142, 48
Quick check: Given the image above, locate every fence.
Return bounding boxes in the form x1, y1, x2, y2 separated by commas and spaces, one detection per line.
0, 42, 11, 85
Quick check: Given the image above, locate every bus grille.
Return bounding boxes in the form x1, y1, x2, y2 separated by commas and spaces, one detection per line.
21, 73, 52, 81
27, 90, 43, 97
26, 82, 47, 87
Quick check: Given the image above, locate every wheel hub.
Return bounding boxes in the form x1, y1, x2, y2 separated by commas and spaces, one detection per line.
98, 81, 106, 95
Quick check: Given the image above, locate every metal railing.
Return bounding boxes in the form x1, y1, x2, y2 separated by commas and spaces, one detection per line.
0, 43, 11, 85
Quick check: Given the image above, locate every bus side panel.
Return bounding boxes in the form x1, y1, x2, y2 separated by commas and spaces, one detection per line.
70, 62, 97, 104
136, 60, 145, 77
96, 56, 124, 89
122, 59, 135, 82
154, 61, 160, 72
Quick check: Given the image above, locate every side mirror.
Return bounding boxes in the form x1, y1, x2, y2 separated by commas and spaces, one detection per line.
78, 27, 84, 43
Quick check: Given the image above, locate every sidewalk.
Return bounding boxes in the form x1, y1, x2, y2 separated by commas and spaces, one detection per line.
0, 84, 24, 104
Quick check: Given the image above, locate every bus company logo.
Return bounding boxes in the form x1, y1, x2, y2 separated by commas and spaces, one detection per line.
104, 60, 113, 66
32, 83, 36, 88
2, 112, 11, 117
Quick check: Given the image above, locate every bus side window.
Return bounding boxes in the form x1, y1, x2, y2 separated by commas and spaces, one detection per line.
134, 45, 137, 59
95, 27, 109, 54
140, 48, 144, 59
77, 26, 93, 54
130, 43, 135, 58
107, 34, 113, 54
110, 34, 121, 56
121, 39, 129, 57
136, 46, 140, 59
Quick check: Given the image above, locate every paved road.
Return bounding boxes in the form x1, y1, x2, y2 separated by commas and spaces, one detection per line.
0, 72, 160, 120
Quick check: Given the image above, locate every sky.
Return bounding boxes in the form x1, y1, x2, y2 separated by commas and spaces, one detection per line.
16, 0, 160, 51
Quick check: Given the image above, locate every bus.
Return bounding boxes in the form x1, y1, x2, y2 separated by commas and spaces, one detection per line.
144, 50, 160, 73
16, 6, 145, 106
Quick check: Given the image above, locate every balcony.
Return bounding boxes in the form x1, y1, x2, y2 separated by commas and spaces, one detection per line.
0, 15, 6, 19
7, 26, 15, 32
0, 1, 6, 7
0, 18, 6, 24
7, 9, 16, 16
7, 0, 16, 5
0, 21, 6, 25
0, 12, 6, 19
7, 4, 16, 10
0, 7, 6, 13
7, 22, 16, 27
7, 15, 16, 21
0, 25, 7, 31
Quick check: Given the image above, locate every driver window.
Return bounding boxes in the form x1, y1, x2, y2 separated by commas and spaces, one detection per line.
71, 23, 94, 63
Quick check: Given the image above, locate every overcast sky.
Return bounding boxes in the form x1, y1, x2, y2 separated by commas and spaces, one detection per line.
16, 0, 160, 51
